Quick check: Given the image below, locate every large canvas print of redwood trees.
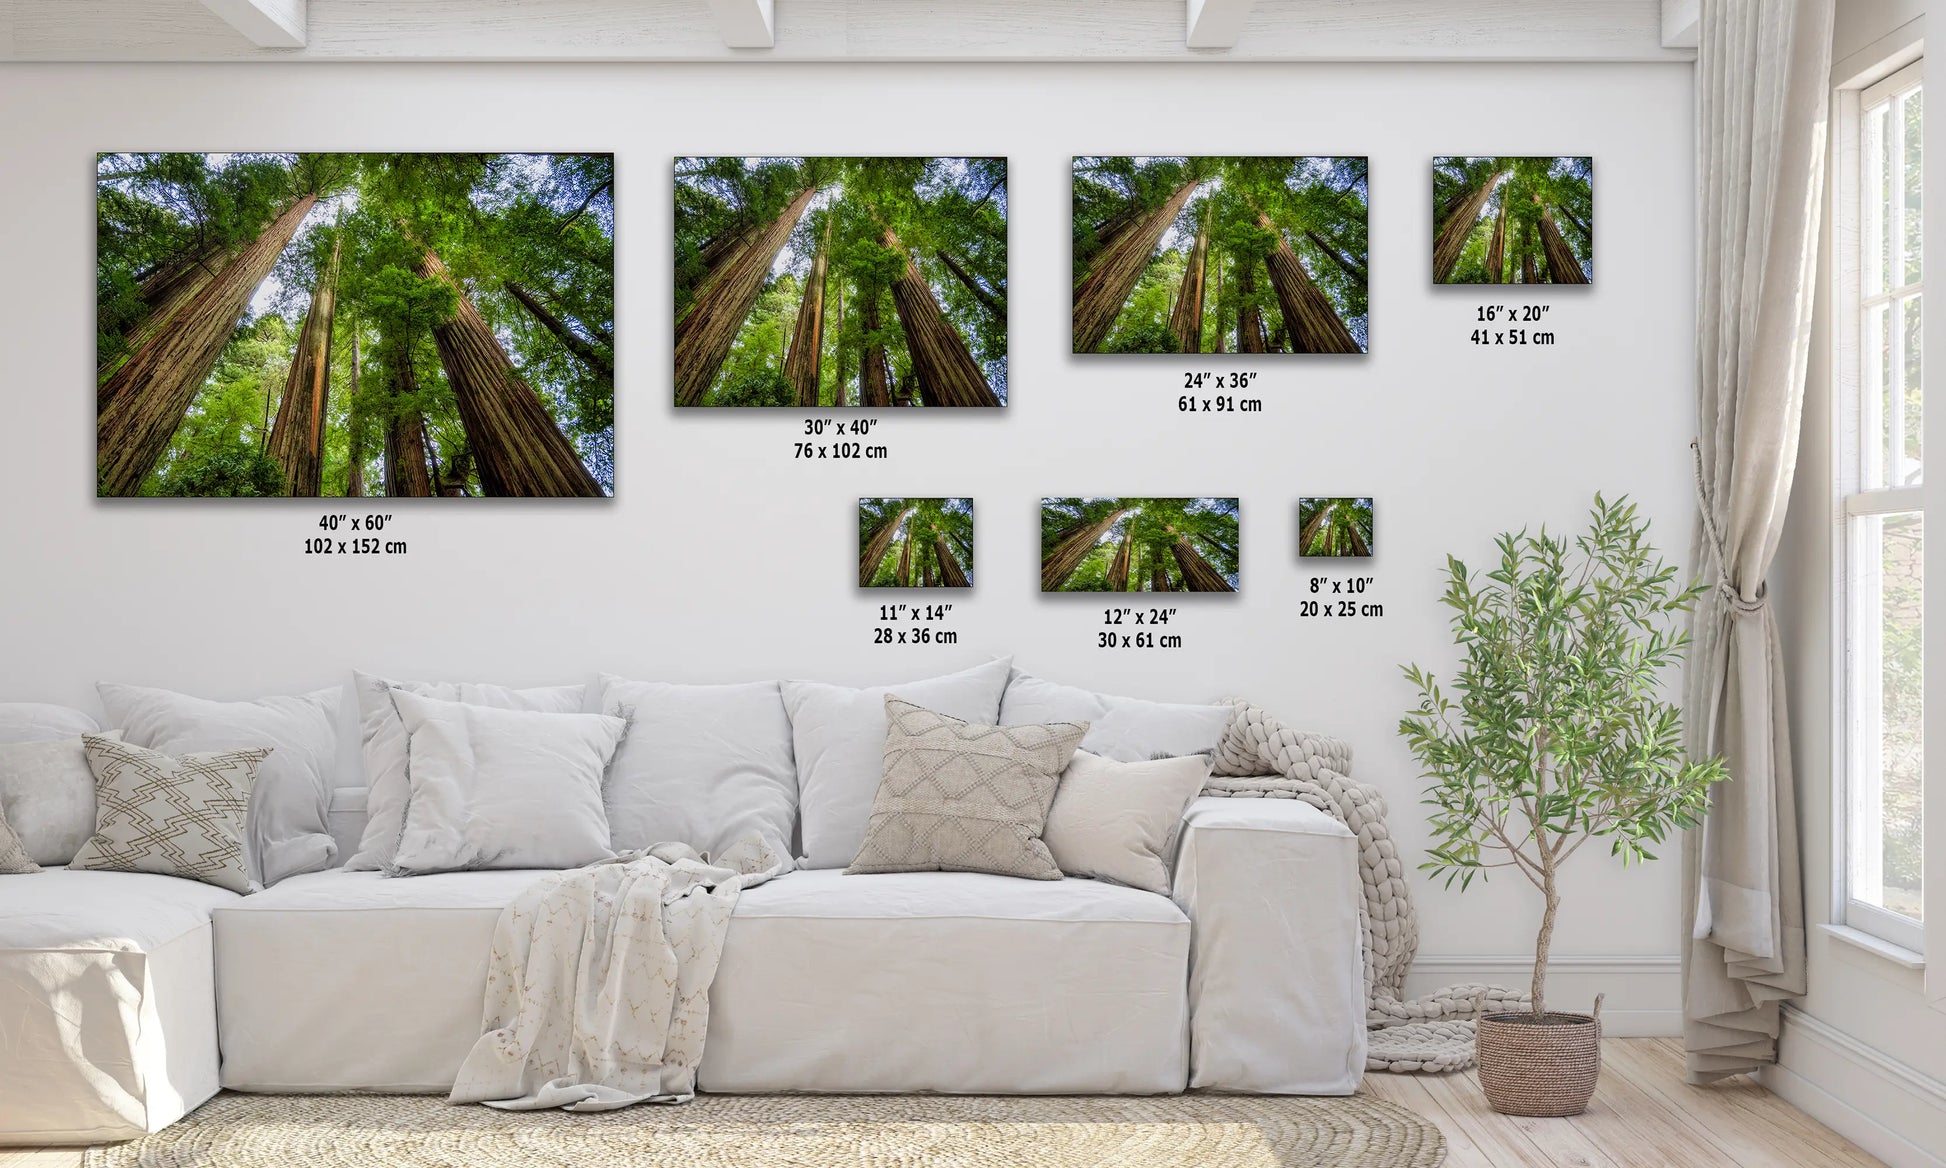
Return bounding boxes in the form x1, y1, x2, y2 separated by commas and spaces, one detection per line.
1072, 157, 1367, 355
1041, 498, 1240, 593
859, 498, 974, 589
1432, 156, 1593, 285
96, 153, 614, 498
675, 157, 1006, 408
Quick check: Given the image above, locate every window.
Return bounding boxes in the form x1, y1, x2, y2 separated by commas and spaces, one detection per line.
1839, 59, 1925, 953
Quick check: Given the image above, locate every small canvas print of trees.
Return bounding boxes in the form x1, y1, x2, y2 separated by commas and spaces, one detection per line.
676, 157, 1007, 408
859, 498, 973, 589
1298, 498, 1374, 558
1432, 156, 1592, 285
1072, 157, 1367, 355
1041, 498, 1240, 593
97, 152, 615, 498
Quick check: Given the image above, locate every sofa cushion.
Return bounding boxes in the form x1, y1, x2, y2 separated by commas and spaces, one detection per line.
999, 670, 1231, 763
99, 683, 339, 887
595, 675, 796, 858
0, 702, 99, 743
0, 732, 123, 867
0, 869, 235, 1142
782, 657, 1012, 869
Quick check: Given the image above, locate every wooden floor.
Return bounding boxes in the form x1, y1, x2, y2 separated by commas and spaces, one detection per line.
0, 1038, 1881, 1168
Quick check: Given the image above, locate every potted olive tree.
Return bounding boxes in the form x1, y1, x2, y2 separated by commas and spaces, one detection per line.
1399, 495, 1724, 1117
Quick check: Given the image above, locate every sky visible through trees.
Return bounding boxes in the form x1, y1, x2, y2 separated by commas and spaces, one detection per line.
96, 152, 615, 498
1433, 156, 1592, 285
1072, 156, 1368, 355
859, 498, 974, 588
1298, 497, 1375, 558
1041, 498, 1240, 593
676, 157, 1007, 408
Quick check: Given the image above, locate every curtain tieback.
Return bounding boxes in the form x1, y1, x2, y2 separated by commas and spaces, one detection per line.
1690, 439, 1768, 616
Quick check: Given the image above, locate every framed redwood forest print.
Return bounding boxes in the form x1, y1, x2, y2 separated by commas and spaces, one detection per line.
675, 157, 1007, 408
96, 152, 614, 498
1071, 156, 1367, 355
859, 498, 974, 589
1432, 156, 1592, 284
1041, 498, 1240, 593
1298, 497, 1374, 558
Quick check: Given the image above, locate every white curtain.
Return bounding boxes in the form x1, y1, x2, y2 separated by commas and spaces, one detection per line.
1682, 0, 1833, 1081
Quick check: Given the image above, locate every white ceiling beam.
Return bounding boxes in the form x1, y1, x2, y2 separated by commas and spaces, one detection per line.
1660, 0, 1698, 49
1186, 0, 1256, 49
197, 0, 305, 48
706, 0, 774, 48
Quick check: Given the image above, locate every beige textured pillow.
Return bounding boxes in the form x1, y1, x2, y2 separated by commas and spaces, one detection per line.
69, 736, 267, 894
848, 697, 1087, 880
1043, 751, 1212, 895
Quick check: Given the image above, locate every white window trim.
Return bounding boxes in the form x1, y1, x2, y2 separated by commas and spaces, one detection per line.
1833, 57, 1926, 959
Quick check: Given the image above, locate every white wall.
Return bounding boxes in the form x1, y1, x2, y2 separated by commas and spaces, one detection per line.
1766, 3, 1946, 1164
0, 60, 1694, 1005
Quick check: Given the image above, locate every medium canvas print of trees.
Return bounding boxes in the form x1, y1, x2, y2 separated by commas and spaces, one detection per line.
1072, 157, 1367, 355
1432, 156, 1592, 285
676, 157, 1007, 408
1298, 497, 1374, 557
859, 498, 973, 589
1041, 498, 1240, 593
97, 152, 613, 498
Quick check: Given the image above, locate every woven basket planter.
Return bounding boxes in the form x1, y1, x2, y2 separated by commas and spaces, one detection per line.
1475, 996, 1603, 1117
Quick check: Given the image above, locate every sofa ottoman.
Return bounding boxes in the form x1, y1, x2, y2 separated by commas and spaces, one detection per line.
0, 869, 237, 1143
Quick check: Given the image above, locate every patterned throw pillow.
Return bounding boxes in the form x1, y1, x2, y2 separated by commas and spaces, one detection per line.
848, 697, 1087, 880
0, 808, 36, 874
69, 735, 267, 894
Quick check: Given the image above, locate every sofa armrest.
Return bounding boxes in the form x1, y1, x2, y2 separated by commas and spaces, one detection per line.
1171, 796, 1366, 1093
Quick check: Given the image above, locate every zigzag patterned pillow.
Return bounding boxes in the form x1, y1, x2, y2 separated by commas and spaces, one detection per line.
70, 735, 267, 894
0, 809, 36, 874
848, 697, 1087, 880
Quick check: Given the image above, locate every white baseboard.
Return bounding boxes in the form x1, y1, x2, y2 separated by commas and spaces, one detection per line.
1405, 954, 1681, 1037
1761, 1005, 1946, 1168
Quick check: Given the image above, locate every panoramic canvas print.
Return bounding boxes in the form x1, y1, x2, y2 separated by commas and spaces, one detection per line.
1298, 497, 1374, 557
1071, 156, 1367, 355
1432, 156, 1592, 284
96, 153, 615, 498
675, 157, 1007, 408
1041, 498, 1240, 593
859, 498, 974, 588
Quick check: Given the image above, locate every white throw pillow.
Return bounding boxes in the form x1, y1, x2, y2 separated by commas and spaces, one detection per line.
999, 670, 1232, 763
346, 672, 588, 872
0, 702, 99, 743
0, 731, 123, 865
782, 657, 1013, 869
99, 683, 338, 886
387, 692, 624, 875
1043, 751, 1212, 895
596, 675, 796, 859
70, 735, 268, 894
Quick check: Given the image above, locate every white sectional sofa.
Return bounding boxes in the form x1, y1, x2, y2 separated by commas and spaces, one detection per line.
0, 676, 1367, 1145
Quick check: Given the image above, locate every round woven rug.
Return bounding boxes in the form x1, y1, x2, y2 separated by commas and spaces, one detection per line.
84, 1092, 1445, 1168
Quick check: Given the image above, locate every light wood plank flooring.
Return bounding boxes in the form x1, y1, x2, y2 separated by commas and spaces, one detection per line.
0, 1038, 1881, 1167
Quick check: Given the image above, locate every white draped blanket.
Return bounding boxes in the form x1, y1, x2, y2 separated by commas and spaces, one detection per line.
449, 838, 791, 1111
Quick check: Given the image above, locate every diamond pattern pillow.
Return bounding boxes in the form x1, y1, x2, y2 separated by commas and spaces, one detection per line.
0, 809, 36, 874
69, 735, 267, 894
848, 697, 1087, 880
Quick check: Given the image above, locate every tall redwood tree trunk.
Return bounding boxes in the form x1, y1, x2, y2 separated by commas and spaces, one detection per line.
100, 240, 231, 377
383, 344, 435, 498
504, 280, 613, 382
1433, 169, 1508, 281
934, 534, 970, 588
1256, 212, 1361, 354
1072, 179, 1200, 353
675, 185, 818, 406
97, 193, 317, 496
859, 291, 892, 408
896, 538, 914, 587
860, 505, 914, 586
1485, 196, 1509, 284
1519, 221, 1540, 284
1171, 533, 1234, 592
829, 282, 850, 408
1151, 563, 1173, 592
1168, 213, 1210, 355
1042, 507, 1130, 591
1108, 529, 1135, 592
786, 219, 831, 407
937, 248, 1005, 325
268, 233, 342, 497
345, 326, 365, 497
1304, 229, 1368, 283
1237, 261, 1267, 353
885, 228, 998, 407
418, 248, 601, 497
1535, 199, 1589, 284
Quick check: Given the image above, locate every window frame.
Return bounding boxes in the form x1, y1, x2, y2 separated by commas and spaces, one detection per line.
1834, 57, 1927, 957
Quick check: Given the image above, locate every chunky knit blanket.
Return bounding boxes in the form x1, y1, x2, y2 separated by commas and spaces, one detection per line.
1207, 699, 1526, 1073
